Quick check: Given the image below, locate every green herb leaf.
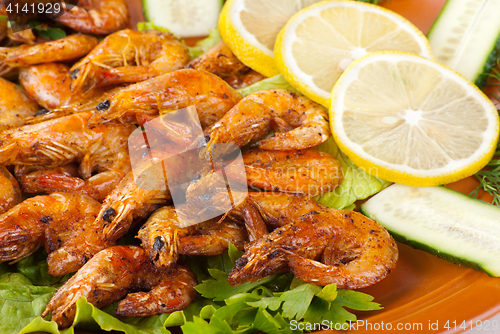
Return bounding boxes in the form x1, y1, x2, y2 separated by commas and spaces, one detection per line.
0, 273, 56, 334
164, 299, 219, 327
279, 283, 322, 320
253, 308, 292, 334
0, 15, 7, 22
213, 295, 258, 328
137, 22, 170, 32
246, 296, 281, 311
17, 250, 71, 286
195, 268, 278, 301
0, 272, 33, 285
333, 289, 382, 311
187, 28, 222, 59
315, 284, 338, 302
181, 315, 233, 334
21, 297, 171, 334
470, 89, 500, 205
228, 243, 244, 264
37, 27, 66, 40
28, 22, 67, 40
315, 137, 391, 209
238, 74, 299, 97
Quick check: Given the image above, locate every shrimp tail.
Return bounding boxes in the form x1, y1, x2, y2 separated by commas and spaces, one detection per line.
0, 142, 17, 165
287, 253, 396, 289
0, 228, 45, 263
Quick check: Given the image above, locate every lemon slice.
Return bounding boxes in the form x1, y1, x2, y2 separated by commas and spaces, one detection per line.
275, 0, 432, 106
218, 0, 323, 77
330, 51, 500, 187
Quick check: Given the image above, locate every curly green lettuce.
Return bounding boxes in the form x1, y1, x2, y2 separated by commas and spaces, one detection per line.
315, 137, 391, 210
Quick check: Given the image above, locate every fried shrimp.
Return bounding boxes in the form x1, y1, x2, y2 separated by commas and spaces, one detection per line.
42, 246, 197, 328
0, 166, 22, 215
14, 165, 79, 194
54, 0, 129, 35
7, 28, 39, 45
203, 89, 330, 158
25, 86, 122, 124
19, 63, 73, 110
96, 171, 171, 243
228, 193, 398, 289
0, 34, 98, 77
0, 77, 39, 132
70, 29, 190, 93
88, 69, 242, 128
0, 112, 134, 201
15, 167, 170, 276
0, 193, 101, 265
186, 41, 266, 89
139, 206, 247, 268
115, 263, 197, 317
243, 148, 342, 196
97, 143, 207, 243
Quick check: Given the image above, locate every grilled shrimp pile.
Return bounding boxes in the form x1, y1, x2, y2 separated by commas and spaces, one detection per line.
0, 1, 398, 328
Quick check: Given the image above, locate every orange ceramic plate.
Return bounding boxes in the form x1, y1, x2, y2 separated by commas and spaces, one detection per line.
74, 1, 500, 334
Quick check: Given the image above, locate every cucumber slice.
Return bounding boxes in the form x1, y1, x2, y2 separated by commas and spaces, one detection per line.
427, 0, 500, 88
360, 184, 500, 276
142, 0, 224, 38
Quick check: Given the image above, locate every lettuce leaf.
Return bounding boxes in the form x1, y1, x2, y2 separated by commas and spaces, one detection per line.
137, 22, 171, 33
315, 137, 391, 210
16, 250, 71, 286
238, 74, 298, 97
186, 28, 222, 59
0, 272, 56, 334
21, 297, 171, 334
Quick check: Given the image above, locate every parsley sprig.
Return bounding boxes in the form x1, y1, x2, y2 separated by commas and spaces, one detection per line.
27, 21, 66, 40
470, 138, 500, 205
168, 244, 382, 334
469, 61, 500, 205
